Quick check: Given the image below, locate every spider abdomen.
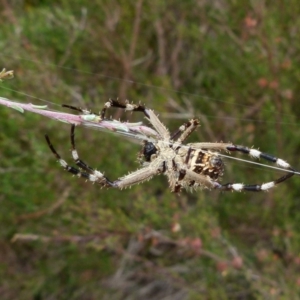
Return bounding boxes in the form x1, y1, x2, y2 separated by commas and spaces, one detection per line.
188, 150, 224, 180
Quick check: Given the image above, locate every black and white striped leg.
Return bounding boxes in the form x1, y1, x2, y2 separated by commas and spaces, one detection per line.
215, 144, 296, 191
100, 99, 150, 119
171, 119, 200, 143
226, 145, 292, 170
216, 171, 294, 192
45, 133, 115, 187
70, 125, 95, 173
45, 135, 90, 180
69, 125, 118, 186
63, 99, 151, 122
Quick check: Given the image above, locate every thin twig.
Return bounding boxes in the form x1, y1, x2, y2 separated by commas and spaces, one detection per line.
16, 186, 72, 222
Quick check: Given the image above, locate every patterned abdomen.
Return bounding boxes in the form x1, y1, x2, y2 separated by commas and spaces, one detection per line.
188, 150, 224, 180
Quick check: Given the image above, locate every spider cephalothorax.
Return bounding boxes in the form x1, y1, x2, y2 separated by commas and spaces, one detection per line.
45, 99, 295, 193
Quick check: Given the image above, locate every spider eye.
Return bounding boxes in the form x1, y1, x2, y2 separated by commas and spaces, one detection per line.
143, 141, 157, 162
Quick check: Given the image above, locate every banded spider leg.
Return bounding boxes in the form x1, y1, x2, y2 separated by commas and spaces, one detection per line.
187, 142, 295, 192
45, 128, 114, 187
62, 99, 149, 120
45, 124, 162, 189
63, 99, 199, 143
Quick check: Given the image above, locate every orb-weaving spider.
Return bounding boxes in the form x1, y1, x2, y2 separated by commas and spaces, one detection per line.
45, 99, 295, 193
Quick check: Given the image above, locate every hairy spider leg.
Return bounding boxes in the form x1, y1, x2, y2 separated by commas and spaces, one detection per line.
63, 99, 171, 141
62, 99, 150, 121
100, 99, 150, 119
173, 169, 187, 193
46, 125, 160, 189
167, 148, 191, 193
101, 99, 172, 140
63, 100, 200, 143
71, 124, 161, 188
173, 147, 195, 193
169, 118, 202, 193
171, 118, 200, 143
172, 146, 224, 193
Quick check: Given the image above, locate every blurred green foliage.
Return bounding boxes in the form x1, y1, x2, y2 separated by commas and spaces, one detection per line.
1, 0, 300, 299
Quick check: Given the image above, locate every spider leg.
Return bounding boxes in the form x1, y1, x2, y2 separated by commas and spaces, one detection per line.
101, 99, 171, 140
45, 126, 159, 189
70, 124, 96, 173
187, 142, 232, 151
172, 169, 187, 193
187, 142, 295, 191
68, 124, 120, 187
225, 145, 292, 169
172, 169, 220, 192
184, 169, 218, 188
63, 99, 150, 120
45, 134, 114, 187
215, 171, 294, 191
114, 166, 161, 189
188, 142, 293, 171
100, 99, 150, 119
170, 162, 215, 193
63, 99, 170, 140
171, 118, 200, 143
182, 168, 294, 192
218, 144, 296, 191
145, 109, 170, 140
45, 135, 91, 180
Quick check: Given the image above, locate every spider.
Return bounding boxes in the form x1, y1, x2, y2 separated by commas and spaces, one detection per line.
45, 99, 295, 193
